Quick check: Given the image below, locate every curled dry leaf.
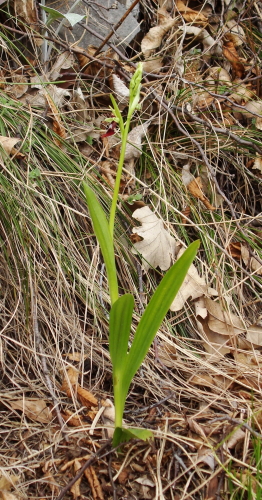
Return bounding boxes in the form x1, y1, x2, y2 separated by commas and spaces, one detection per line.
253, 155, 262, 173
49, 51, 75, 81
0, 492, 20, 500
196, 446, 216, 470
226, 427, 246, 449
0, 136, 21, 156
186, 173, 216, 211
246, 323, 262, 346
170, 248, 217, 312
225, 20, 245, 46
111, 74, 129, 99
84, 466, 105, 500
10, 399, 52, 424
0, 475, 19, 491
243, 100, 262, 130
209, 66, 232, 86
131, 206, 177, 271
141, 8, 177, 58
180, 26, 222, 56
241, 245, 262, 275
176, 0, 208, 23
229, 80, 254, 104
71, 459, 82, 500
142, 57, 163, 74
195, 297, 245, 357
6, 73, 28, 98
223, 39, 245, 78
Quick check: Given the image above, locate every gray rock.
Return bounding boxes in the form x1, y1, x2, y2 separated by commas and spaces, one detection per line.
48, 0, 140, 51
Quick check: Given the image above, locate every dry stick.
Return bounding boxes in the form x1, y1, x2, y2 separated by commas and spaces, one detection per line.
30, 279, 69, 442
93, 0, 140, 56
56, 440, 113, 500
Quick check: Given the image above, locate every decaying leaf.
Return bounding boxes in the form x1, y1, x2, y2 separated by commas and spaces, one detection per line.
180, 26, 222, 55
6, 73, 28, 98
223, 38, 245, 78
170, 249, 217, 312
176, 0, 208, 23
195, 297, 245, 357
0, 136, 21, 156
131, 206, 177, 271
84, 466, 105, 500
49, 51, 75, 81
226, 427, 246, 449
196, 446, 216, 470
70, 459, 82, 499
141, 8, 177, 58
110, 74, 129, 103
241, 245, 262, 275
10, 398, 52, 424
61, 366, 98, 407
225, 20, 246, 46
246, 322, 262, 346
0, 475, 19, 491
253, 155, 262, 173
187, 177, 216, 210
0, 492, 20, 500
243, 100, 262, 130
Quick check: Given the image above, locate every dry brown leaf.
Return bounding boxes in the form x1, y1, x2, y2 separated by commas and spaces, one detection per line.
226, 427, 245, 449
110, 74, 129, 102
209, 67, 232, 86
70, 459, 82, 499
206, 298, 245, 336
49, 51, 75, 81
76, 386, 98, 408
61, 366, 79, 395
230, 80, 254, 104
10, 399, 52, 424
142, 57, 163, 74
246, 323, 262, 346
0, 136, 21, 156
170, 249, 217, 312
223, 39, 245, 78
196, 446, 216, 470
175, 0, 208, 23
225, 20, 245, 46
0, 492, 20, 500
241, 245, 262, 275
131, 206, 177, 271
84, 466, 104, 500
6, 73, 28, 98
253, 155, 262, 173
228, 241, 241, 259
76, 45, 118, 78
187, 177, 216, 211
14, 0, 37, 24
141, 8, 177, 58
180, 26, 222, 55
0, 476, 19, 491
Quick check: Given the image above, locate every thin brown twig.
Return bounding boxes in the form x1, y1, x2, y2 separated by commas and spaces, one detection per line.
93, 0, 140, 56
56, 440, 113, 500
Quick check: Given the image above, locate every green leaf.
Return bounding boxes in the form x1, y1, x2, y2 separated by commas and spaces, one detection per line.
109, 294, 134, 369
83, 183, 118, 304
113, 427, 153, 447
125, 240, 200, 382
63, 13, 86, 27
40, 4, 85, 27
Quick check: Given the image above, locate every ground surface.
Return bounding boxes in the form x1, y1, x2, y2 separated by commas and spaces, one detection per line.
0, 1, 262, 499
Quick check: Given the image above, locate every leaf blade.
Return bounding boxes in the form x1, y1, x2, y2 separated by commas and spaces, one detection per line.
109, 294, 134, 369
83, 183, 118, 304
125, 240, 200, 381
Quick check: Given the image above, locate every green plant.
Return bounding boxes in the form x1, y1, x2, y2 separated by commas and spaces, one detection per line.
83, 63, 200, 447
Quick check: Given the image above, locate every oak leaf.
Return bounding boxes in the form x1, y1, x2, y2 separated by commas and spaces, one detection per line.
132, 206, 177, 271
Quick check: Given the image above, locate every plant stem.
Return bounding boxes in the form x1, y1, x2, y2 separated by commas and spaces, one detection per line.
108, 118, 131, 239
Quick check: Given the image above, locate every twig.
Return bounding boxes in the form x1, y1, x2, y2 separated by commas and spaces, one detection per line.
93, 0, 140, 56
209, 415, 262, 439
56, 440, 113, 500
30, 277, 69, 442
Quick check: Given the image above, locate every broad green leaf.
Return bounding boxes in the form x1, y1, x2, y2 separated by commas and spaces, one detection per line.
40, 5, 85, 27
83, 183, 118, 304
125, 240, 200, 382
113, 426, 153, 447
63, 13, 86, 27
109, 294, 134, 369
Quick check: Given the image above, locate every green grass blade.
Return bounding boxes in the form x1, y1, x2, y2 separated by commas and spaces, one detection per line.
125, 240, 200, 381
83, 183, 118, 304
109, 294, 134, 369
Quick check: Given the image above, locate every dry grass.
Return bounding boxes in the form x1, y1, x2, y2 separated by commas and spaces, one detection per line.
0, 0, 262, 498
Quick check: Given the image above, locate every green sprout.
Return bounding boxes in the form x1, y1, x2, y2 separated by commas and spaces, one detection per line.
83, 63, 200, 447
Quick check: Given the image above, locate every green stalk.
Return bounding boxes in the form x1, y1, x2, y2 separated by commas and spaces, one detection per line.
108, 118, 131, 239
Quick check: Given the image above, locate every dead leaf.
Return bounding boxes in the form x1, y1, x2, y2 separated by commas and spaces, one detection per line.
253, 155, 262, 173
228, 241, 241, 259
0, 475, 19, 491
170, 249, 217, 312
110, 74, 129, 104
10, 399, 52, 424
0, 492, 20, 500
181, 26, 222, 56
225, 20, 245, 46
196, 446, 216, 470
187, 177, 216, 211
246, 323, 262, 346
70, 459, 82, 499
131, 206, 177, 271
175, 0, 208, 23
226, 427, 245, 449
49, 51, 75, 81
6, 73, 28, 98
61, 366, 79, 395
76, 386, 98, 408
241, 245, 262, 275
14, 0, 37, 24
84, 466, 104, 500
223, 39, 245, 78
141, 8, 177, 58
0, 136, 21, 156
